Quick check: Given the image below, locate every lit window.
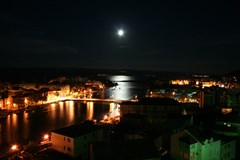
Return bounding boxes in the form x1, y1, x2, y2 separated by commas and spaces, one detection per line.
190, 152, 195, 159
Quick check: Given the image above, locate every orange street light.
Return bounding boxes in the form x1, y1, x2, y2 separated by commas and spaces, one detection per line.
43, 134, 49, 140
11, 144, 18, 151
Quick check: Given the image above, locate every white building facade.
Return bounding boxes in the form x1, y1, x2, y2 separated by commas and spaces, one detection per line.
51, 123, 103, 159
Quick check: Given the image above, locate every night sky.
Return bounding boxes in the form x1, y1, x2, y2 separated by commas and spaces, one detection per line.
1, 0, 240, 74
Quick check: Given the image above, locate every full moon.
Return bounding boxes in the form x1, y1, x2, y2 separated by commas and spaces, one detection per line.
117, 29, 124, 37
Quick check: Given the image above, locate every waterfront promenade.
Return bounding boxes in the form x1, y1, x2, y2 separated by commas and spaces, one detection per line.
1, 97, 136, 116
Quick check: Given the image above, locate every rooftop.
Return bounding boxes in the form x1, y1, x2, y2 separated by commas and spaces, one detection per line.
91, 139, 159, 160
179, 134, 198, 144
178, 128, 221, 145
52, 121, 102, 138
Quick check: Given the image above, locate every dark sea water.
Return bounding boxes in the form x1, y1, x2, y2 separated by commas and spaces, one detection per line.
0, 75, 150, 151
0, 101, 110, 148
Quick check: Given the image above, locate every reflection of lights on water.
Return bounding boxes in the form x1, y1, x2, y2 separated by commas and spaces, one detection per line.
24, 98, 28, 104
24, 111, 28, 121
59, 101, 64, 109
69, 101, 74, 122
12, 113, 17, 127
109, 103, 114, 113
87, 102, 94, 120
115, 104, 121, 117
69, 101, 74, 107
110, 82, 131, 100
23, 111, 29, 136
101, 103, 120, 124
108, 75, 134, 100
116, 110, 120, 116
51, 103, 56, 119
107, 103, 120, 118
109, 75, 135, 81
59, 101, 64, 116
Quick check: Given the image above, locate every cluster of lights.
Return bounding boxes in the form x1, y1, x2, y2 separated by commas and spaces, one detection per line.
10, 133, 50, 153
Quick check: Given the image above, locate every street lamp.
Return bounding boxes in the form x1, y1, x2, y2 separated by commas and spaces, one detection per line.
41, 134, 50, 145
43, 134, 49, 140
11, 144, 18, 151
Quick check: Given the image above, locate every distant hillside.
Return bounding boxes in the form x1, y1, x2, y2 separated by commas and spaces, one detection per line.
224, 68, 240, 78
0, 67, 206, 83
0, 67, 100, 83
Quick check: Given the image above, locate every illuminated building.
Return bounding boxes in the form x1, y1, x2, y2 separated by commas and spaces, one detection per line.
120, 98, 198, 123
201, 81, 216, 88
198, 86, 240, 111
198, 87, 224, 109
178, 135, 220, 160
170, 79, 190, 85
121, 98, 180, 122
171, 129, 236, 160
214, 115, 240, 136
51, 122, 103, 159
226, 88, 240, 112
220, 138, 236, 160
